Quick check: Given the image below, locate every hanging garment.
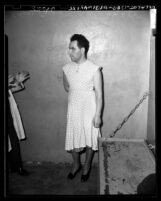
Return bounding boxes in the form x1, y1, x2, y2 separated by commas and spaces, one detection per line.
8, 90, 26, 151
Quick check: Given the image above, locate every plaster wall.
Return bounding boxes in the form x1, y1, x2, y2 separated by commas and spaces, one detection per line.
5, 11, 150, 162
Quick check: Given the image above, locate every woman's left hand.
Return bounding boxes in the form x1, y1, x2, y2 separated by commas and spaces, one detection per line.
93, 115, 101, 128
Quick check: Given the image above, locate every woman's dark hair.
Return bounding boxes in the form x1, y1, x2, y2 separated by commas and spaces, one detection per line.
70, 34, 89, 58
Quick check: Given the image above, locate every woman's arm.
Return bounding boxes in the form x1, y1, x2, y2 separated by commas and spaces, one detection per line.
63, 72, 69, 92
93, 68, 103, 128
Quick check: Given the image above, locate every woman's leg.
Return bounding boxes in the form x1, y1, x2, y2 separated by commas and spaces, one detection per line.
70, 151, 81, 173
83, 147, 94, 175
67, 150, 82, 179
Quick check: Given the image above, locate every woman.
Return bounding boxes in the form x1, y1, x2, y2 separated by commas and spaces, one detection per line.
63, 34, 103, 182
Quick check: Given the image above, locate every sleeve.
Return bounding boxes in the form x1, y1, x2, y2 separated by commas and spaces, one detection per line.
62, 65, 65, 73
93, 65, 103, 76
62, 65, 68, 76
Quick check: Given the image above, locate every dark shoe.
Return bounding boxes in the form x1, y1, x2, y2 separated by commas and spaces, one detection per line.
81, 167, 91, 182
67, 165, 82, 180
17, 167, 30, 176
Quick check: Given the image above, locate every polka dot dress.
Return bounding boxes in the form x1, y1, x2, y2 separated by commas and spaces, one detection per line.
63, 60, 102, 152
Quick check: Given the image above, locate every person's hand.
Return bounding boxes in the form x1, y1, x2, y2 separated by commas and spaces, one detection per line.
8, 74, 15, 85
93, 115, 102, 128
9, 82, 18, 88
15, 71, 30, 83
9, 80, 24, 92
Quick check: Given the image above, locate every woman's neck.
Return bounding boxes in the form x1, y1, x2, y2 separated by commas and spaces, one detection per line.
76, 57, 87, 64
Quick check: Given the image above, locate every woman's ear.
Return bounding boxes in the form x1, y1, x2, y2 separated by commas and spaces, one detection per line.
81, 47, 85, 55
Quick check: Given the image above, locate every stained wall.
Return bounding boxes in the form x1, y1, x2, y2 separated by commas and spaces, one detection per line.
5, 11, 150, 162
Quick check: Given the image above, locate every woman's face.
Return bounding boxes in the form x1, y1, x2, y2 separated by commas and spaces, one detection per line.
68, 40, 83, 63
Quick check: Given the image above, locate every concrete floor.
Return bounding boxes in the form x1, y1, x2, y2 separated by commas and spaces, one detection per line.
6, 162, 99, 196
5, 139, 156, 196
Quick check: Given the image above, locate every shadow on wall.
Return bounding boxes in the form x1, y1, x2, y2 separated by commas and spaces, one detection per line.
137, 173, 156, 195
100, 68, 104, 137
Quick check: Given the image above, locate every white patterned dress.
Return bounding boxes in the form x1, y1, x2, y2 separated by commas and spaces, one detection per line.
63, 60, 102, 152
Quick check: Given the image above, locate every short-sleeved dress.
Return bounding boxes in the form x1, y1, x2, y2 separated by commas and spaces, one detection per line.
63, 60, 102, 152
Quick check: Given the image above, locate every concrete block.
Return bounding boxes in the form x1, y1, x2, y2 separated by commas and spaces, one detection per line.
98, 137, 156, 195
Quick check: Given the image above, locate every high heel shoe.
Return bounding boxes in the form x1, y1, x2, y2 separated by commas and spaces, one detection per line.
67, 165, 82, 179
81, 167, 91, 182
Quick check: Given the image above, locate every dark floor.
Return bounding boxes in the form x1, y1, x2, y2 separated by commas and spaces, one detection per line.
6, 162, 99, 196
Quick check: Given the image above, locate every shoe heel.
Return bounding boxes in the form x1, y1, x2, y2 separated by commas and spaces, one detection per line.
67, 165, 82, 180
81, 167, 91, 182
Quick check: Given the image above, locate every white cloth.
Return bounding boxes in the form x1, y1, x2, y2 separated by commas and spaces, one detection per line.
8, 136, 12, 152
63, 60, 102, 152
8, 90, 26, 151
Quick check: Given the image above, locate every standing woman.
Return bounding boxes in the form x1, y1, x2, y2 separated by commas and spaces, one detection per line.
63, 34, 103, 182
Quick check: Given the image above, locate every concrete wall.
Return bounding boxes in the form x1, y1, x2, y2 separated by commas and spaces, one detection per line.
5, 11, 150, 163
147, 35, 155, 146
